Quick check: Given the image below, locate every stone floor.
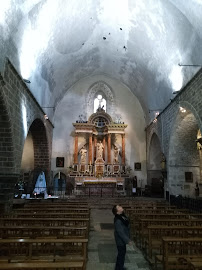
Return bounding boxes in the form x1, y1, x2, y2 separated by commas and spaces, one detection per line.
87, 208, 151, 270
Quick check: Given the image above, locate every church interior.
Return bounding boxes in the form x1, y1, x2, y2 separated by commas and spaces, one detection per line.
1, 1, 202, 269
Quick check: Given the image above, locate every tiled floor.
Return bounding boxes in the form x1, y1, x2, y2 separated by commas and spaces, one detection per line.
87, 209, 151, 270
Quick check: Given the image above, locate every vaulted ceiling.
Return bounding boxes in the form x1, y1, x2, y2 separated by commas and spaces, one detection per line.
1, 0, 202, 122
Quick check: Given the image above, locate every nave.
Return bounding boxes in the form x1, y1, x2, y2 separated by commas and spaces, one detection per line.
87, 206, 149, 270
0, 197, 202, 269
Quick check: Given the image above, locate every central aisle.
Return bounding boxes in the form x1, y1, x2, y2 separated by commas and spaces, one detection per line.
87, 208, 151, 270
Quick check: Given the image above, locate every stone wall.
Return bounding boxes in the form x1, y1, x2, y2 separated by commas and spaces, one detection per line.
0, 58, 53, 209
146, 68, 202, 198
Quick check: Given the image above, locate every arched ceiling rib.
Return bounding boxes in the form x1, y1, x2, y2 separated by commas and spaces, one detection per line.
0, 0, 202, 122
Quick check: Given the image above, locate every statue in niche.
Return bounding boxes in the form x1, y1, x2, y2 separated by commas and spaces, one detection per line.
79, 147, 87, 164
161, 153, 166, 170
96, 141, 104, 159
114, 146, 120, 164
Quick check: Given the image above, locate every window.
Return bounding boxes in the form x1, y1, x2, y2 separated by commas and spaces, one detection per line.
94, 94, 106, 113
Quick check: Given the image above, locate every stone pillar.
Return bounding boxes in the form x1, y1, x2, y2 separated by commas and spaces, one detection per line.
94, 136, 97, 162
107, 133, 111, 164
88, 134, 93, 164
103, 136, 106, 160
74, 133, 78, 164
0, 173, 19, 213
122, 134, 125, 165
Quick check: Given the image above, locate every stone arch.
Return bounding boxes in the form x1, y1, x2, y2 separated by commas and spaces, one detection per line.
168, 106, 200, 197
21, 118, 50, 192
179, 100, 202, 133
147, 133, 164, 196
28, 118, 50, 171
148, 133, 162, 170
86, 81, 115, 117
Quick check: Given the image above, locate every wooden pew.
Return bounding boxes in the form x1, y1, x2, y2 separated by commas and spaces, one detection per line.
155, 237, 202, 270
6, 212, 90, 219
125, 206, 177, 218
135, 218, 202, 249
0, 226, 88, 239
0, 218, 90, 231
0, 238, 88, 269
24, 203, 89, 208
0, 261, 83, 269
145, 225, 202, 260
13, 208, 90, 214
190, 261, 202, 270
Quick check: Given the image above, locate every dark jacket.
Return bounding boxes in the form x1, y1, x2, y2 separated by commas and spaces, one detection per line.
114, 215, 130, 246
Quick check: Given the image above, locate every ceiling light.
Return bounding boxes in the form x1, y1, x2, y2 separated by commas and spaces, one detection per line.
153, 118, 157, 123
179, 107, 186, 113
44, 114, 49, 120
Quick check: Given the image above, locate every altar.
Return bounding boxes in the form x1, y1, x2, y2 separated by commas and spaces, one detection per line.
74, 177, 125, 197
71, 104, 128, 197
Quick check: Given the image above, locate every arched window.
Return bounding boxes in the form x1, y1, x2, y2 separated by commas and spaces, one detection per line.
94, 94, 106, 113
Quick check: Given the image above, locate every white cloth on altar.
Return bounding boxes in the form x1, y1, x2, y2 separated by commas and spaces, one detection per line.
33, 171, 47, 195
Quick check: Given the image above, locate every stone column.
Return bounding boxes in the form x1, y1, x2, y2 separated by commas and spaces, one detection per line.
122, 134, 125, 165
94, 136, 97, 161
0, 173, 19, 213
103, 136, 106, 160
74, 133, 78, 164
88, 134, 93, 164
107, 133, 111, 164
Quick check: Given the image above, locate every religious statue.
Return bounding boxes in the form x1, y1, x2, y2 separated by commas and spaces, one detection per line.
161, 153, 166, 170
79, 147, 87, 164
114, 146, 120, 164
33, 171, 48, 197
96, 141, 104, 159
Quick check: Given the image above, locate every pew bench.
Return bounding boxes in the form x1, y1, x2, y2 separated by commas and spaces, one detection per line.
13, 208, 90, 214
7, 213, 90, 219
0, 226, 88, 239
0, 238, 88, 269
135, 218, 202, 249
145, 225, 202, 261
0, 261, 83, 269
0, 218, 90, 229
190, 261, 202, 270
155, 237, 202, 270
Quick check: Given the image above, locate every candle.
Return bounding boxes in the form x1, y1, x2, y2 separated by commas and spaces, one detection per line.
58, 171, 60, 179
90, 160, 91, 165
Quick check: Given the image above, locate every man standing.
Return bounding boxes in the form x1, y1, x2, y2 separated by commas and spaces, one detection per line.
112, 205, 132, 270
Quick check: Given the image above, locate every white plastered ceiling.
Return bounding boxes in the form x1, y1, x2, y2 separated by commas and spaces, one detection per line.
0, 0, 202, 122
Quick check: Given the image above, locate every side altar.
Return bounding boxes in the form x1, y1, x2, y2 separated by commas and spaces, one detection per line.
70, 105, 128, 196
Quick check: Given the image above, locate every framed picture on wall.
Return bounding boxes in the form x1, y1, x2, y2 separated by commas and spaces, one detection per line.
56, 157, 64, 167
134, 162, 141, 171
